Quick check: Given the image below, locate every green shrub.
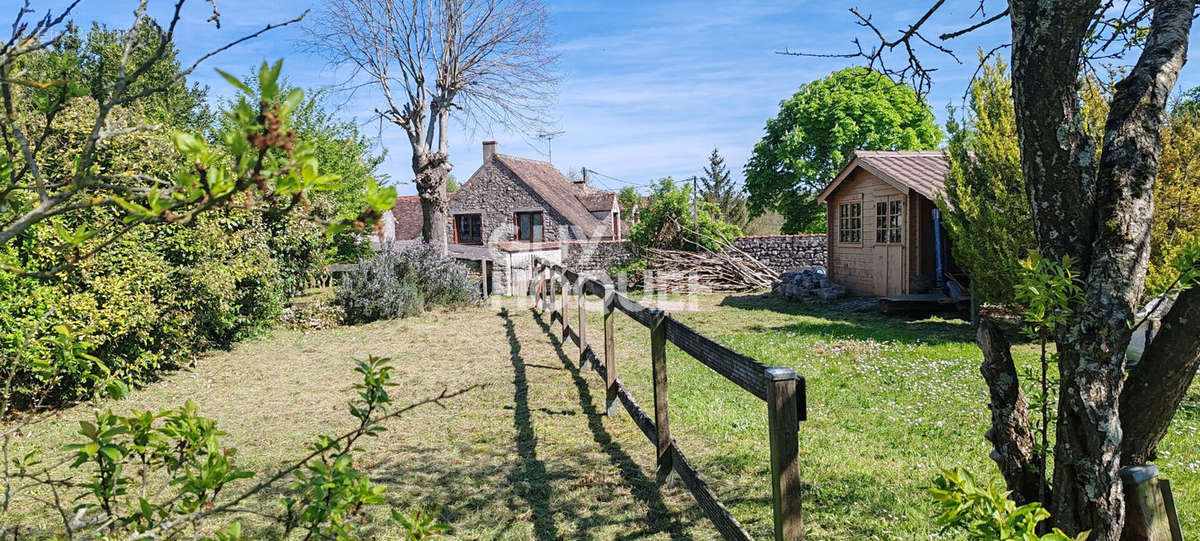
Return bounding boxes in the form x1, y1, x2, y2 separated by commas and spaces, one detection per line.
0, 207, 293, 406
628, 177, 742, 252
334, 243, 478, 324
929, 468, 1087, 540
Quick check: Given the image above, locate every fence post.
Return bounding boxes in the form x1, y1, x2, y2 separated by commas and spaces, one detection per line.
561, 272, 571, 340
548, 265, 556, 320
650, 308, 673, 481
766, 367, 804, 541
541, 263, 549, 311
578, 280, 589, 369
1120, 465, 1177, 541
482, 258, 490, 301
533, 260, 541, 308
602, 284, 618, 416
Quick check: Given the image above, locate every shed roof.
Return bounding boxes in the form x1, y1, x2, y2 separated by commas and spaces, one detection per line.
817, 150, 949, 203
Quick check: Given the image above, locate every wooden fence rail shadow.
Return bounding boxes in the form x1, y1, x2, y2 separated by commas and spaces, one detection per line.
532, 258, 807, 541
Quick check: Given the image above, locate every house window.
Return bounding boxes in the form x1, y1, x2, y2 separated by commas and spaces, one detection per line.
838, 203, 861, 243
876, 200, 903, 244
515, 211, 544, 242
454, 214, 482, 244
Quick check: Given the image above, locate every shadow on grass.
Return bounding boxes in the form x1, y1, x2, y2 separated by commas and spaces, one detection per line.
718, 294, 976, 346
527, 308, 698, 541
501, 308, 560, 541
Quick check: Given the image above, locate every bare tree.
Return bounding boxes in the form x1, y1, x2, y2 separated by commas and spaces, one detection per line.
791, 1, 1198, 538
305, 0, 557, 253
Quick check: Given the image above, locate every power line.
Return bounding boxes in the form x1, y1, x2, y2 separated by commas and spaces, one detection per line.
583, 168, 656, 190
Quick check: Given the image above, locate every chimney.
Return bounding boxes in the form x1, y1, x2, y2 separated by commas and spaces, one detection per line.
482, 140, 497, 161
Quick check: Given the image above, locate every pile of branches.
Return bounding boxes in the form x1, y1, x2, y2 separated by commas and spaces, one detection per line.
644, 241, 779, 292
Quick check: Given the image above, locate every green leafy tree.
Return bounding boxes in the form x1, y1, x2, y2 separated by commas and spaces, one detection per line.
1175, 85, 1200, 117
1147, 99, 1200, 293
29, 21, 215, 131
628, 178, 741, 252
445, 173, 460, 193
278, 88, 385, 264
744, 67, 942, 233
617, 186, 640, 217
699, 148, 748, 229
938, 56, 1033, 307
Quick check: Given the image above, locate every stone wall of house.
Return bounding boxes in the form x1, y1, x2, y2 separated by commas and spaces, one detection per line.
732, 234, 827, 273
562, 240, 634, 272
446, 159, 574, 244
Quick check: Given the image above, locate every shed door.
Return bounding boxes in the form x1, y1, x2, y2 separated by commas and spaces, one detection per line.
873, 196, 905, 296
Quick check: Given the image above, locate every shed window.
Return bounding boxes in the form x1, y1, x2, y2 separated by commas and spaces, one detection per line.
838, 203, 861, 243
454, 214, 482, 244
515, 211, 544, 242
876, 200, 903, 244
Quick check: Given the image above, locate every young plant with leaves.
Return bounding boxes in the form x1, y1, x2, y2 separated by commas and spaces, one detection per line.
929, 468, 1087, 541
1014, 252, 1083, 506
12, 356, 460, 539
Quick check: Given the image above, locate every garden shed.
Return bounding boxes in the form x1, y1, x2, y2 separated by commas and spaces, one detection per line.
816, 150, 961, 297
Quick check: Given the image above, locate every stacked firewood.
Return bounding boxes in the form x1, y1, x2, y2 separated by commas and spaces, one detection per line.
643, 242, 779, 292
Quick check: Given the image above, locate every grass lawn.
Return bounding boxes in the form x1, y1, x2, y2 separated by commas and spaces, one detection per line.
5, 294, 1196, 539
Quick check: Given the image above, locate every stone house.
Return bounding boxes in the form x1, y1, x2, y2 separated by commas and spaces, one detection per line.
376, 141, 624, 294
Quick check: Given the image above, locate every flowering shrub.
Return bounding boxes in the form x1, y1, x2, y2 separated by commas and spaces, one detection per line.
334, 243, 478, 324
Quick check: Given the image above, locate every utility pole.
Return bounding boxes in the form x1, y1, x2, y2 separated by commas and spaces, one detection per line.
691, 175, 699, 248
537, 130, 565, 164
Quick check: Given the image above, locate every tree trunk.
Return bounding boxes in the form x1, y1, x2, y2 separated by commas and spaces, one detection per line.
413, 150, 451, 254
1122, 286, 1200, 465
1048, 340, 1127, 539
1051, 3, 1193, 537
978, 317, 1047, 506
1008, 0, 1194, 537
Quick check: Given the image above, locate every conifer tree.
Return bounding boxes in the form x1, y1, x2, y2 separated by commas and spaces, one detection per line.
699, 148, 748, 229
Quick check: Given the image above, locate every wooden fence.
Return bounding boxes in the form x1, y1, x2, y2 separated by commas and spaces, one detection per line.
532, 257, 807, 541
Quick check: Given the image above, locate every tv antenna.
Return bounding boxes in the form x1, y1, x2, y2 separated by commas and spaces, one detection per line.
536, 130, 565, 164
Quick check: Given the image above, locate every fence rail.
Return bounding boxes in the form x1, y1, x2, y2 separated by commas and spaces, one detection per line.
532, 257, 807, 540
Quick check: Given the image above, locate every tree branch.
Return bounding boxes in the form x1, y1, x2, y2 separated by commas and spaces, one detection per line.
1121, 285, 1200, 464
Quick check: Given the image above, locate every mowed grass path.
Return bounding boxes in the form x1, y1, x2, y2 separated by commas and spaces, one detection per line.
8, 294, 1197, 539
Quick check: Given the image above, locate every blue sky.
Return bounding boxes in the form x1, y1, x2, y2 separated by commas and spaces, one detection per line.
43, 1, 1200, 195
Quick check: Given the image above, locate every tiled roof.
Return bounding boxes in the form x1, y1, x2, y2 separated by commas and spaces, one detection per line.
818, 150, 949, 202
389, 195, 424, 240
576, 190, 615, 213
494, 154, 610, 237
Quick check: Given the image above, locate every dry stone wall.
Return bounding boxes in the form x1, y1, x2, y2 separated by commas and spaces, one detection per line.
731, 235, 826, 273
562, 240, 634, 271
556, 235, 826, 276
